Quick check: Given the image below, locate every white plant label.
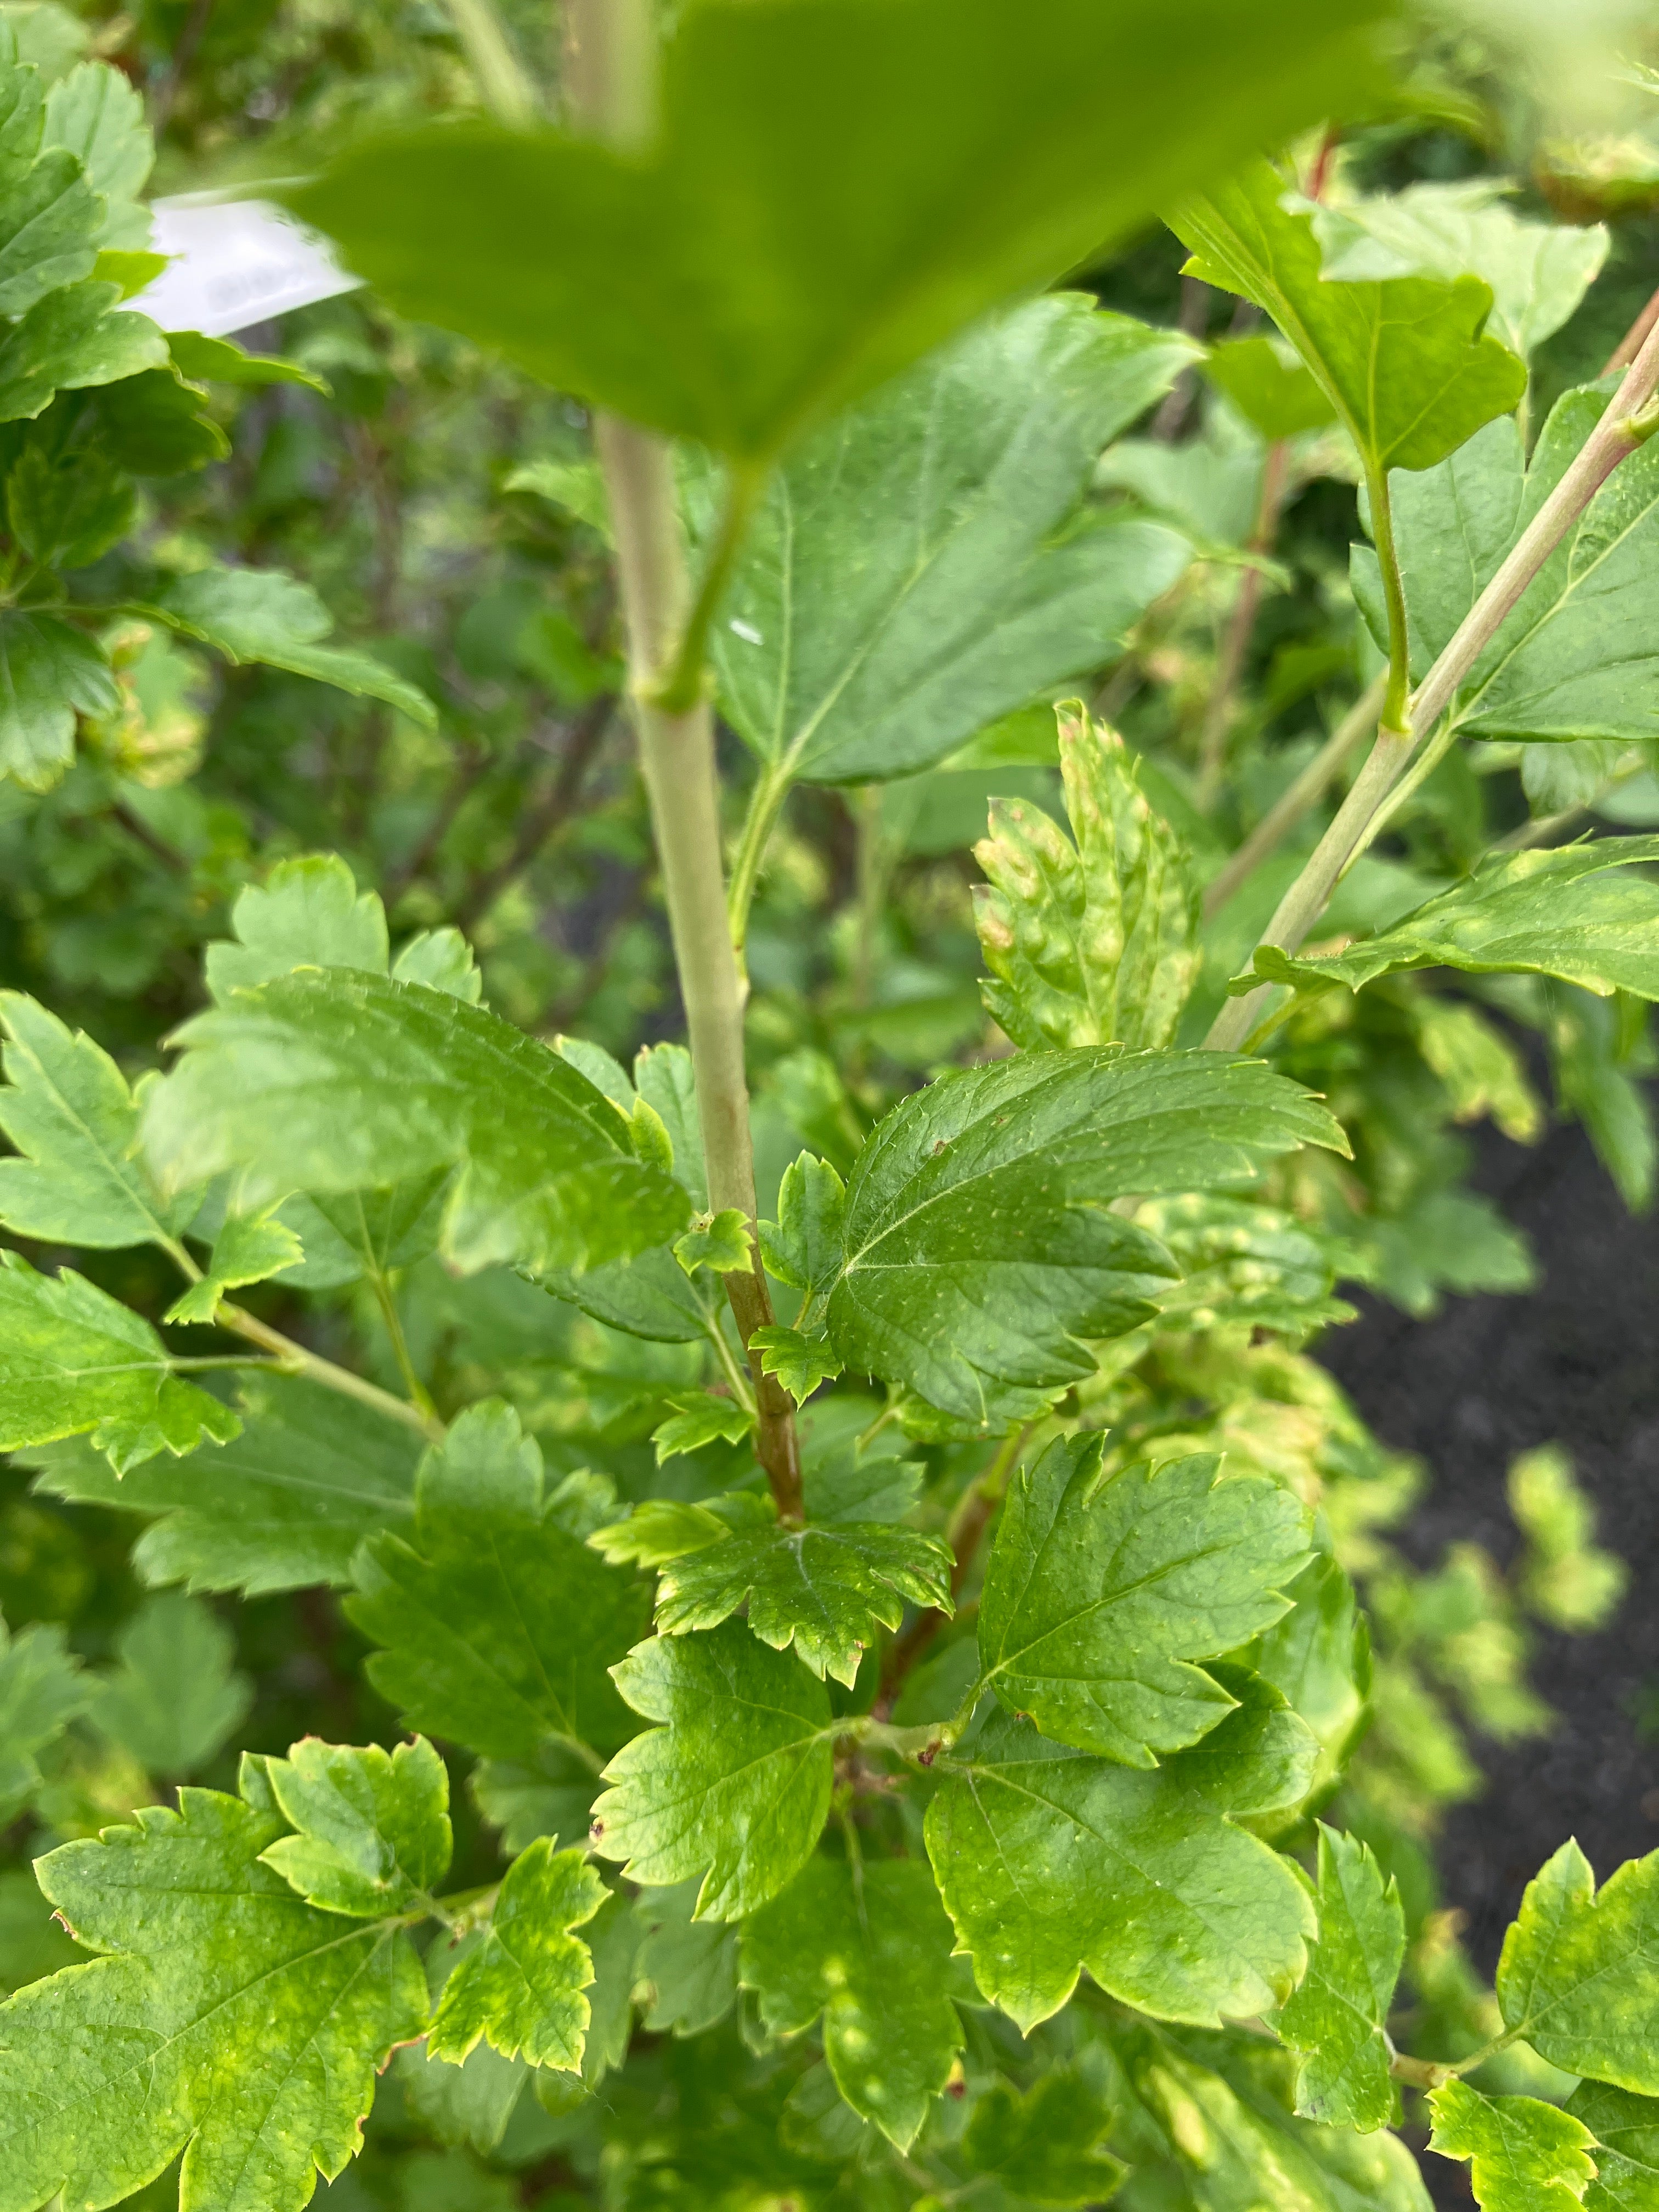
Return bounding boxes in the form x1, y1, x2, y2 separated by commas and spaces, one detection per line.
131, 198, 361, 336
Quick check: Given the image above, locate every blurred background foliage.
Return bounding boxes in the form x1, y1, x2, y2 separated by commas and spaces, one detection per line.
3, 0, 1659, 2203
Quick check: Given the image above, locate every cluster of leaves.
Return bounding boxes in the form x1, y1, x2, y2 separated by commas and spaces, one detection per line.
2, 5, 1659, 2212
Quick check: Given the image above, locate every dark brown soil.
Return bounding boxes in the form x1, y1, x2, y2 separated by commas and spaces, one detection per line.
1321, 1117, 1659, 1970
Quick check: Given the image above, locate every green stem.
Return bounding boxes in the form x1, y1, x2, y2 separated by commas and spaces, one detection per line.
1335, 710, 1462, 879
168, 1355, 287, 1373
726, 757, 795, 962
216, 1300, 445, 1443
703, 1308, 758, 1416
1205, 726, 1415, 1051
445, 0, 539, 123
1202, 670, 1387, 920
366, 1262, 439, 1423
1366, 466, 1414, 741
569, 0, 801, 1526
648, 459, 768, 716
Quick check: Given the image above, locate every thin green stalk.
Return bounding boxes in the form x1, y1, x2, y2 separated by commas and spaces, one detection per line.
702, 1310, 759, 1416
1336, 710, 1462, 879
1365, 467, 1413, 738
366, 1264, 439, 1423
168, 1355, 287, 1374
216, 1299, 446, 1442
650, 459, 768, 715
160, 1229, 444, 1440
1202, 669, 1387, 919
446, 0, 539, 122
726, 757, 795, 961
570, 0, 802, 1524
1209, 308, 1659, 1053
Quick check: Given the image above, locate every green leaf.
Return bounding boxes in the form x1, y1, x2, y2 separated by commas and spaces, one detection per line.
1352, 392, 1659, 746
673, 1207, 752, 1277
88, 362, 227, 474
88, 1591, 251, 1779
167, 329, 329, 393
825, 1047, 1348, 1431
0, 281, 165, 420
633, 1878, 738, 2038
0, 1866, 80, 1997
1118, 2023, 1435, 2212
749, 1323, 843, 1405
6, 438, 133, 566
137, 566, 437, 726
1306, 180, 1607, 360
759, 1152, 845, 1299
1278, 1825, 1404, 2131
396, 1988, 527, 2157
589, 1494, 765, 1571
974, 703, 1200, 1051
1428, 2080, 1599, 2212
141, 967, 689, 1277
0, 146, 100, 317
651, 1391, 755, 1464
740, 1858, 963, 2150
42, 58, 151, 250
1200, 332, 1338, 439
1172, 160, 1527, 480
978, 1436, 1312, 1763
0, 1612, 88, 1824
295, 0, 1384, 460
0, 1760, 427, 2212
206, 853, 390, 997
391, 924, 483, 1003
349, 1401, 649, 1767
591, 1619, 834, 1920
261, 1736, 452, 1917
653, 1517, 952, 1687
163, 1201, 304, 1324
0, 608, 117, 789
1497, 1841, 1659, 2093
428, 1839, 607, 2069
926, 1679, 1318, 2032
957, 2072, 1128, 2207
1246, 841, 1659, 1004
1567, 2081, 1659, 2212
24, 1371, 420, 1595
0, 990, 191, 1249
1509, 1445, 1628, 1635
0, 1249, 239, 1472
470, 1742, 600, 1858
701, 296, 1192, 784
1246, 1550, 1371, 1808
1136, 1191, 1356, 1338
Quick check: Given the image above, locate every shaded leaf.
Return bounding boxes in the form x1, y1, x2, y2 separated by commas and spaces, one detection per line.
958, 2070, 1128, 2207
0, 1612, 88, 1824
88, 1591, 252, 1780
739, 1858, 963, 2150
0, 608, 116, 789
296, 0, 1383, 460
348, 1401, 649, 1765
633, 1878, 738, 2038
24, 1372, 420, 1596
1567, 2081, 1659, 2212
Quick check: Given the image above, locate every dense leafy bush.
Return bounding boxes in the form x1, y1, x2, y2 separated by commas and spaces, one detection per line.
1, 4, 1657, 2210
